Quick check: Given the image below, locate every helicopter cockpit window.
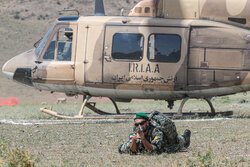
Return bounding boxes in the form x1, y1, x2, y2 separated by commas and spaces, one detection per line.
148, 34, 181, 63
56, 28, 73, 61
43, 34, 56, 60
42, 28, 73, 61
35, 24, 54, 57
112, 33, 144, 61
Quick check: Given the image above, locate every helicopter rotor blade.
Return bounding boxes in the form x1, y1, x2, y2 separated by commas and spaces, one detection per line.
95, 0, 105, 16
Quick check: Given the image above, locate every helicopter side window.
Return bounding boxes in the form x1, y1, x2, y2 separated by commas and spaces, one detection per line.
148, 34, 181, 63
112, 33, 144, 61
56, 28, 73, 61
145, 7, 150, 13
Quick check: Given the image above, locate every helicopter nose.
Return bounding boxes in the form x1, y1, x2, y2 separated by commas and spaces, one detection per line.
2, 49, 36, 87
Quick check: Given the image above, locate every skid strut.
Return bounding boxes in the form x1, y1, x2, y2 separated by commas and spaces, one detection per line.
204, 98, 216, 115
85, 97, 121, 115
177, 98, 216, 116
40, 95, 128, 119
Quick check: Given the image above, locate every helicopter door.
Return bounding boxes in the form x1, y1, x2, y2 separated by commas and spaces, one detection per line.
103, 26, 144, 85
103, 25, 188, 94
34, 24, 77, 90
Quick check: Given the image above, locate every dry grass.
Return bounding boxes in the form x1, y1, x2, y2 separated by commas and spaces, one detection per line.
0, 117, 249, 166
0, 96, 250, 166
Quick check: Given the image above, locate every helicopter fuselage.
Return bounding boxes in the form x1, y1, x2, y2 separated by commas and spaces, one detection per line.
3, 15, 250, 101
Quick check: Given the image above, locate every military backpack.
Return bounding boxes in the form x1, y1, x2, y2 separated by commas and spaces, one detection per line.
149, 110, 178, 145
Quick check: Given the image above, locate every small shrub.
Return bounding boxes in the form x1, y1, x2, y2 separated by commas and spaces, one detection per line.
219, 96, 230, 103
14, 11, 20, 19
57, 0, 61, 5
186, 149, 224, 167
238, 157, 246, 163
231, 137, 237, 142
37, 15, 45, 20
186, 150, 213, 167
0, 142, 35, 167
7, 148, 34, 167
186, 150, 246, 167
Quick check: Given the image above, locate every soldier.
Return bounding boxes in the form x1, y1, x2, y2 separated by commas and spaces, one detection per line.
118, 112, 191, 154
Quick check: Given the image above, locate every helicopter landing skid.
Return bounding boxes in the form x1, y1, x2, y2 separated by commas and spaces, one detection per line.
40, 95, 127, 119
40, 107, 233, 119
40, 95, 233, 119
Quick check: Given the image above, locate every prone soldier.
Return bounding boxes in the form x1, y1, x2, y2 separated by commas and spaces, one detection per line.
118, 112, 191, 154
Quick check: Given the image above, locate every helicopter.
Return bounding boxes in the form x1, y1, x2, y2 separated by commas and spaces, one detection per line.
2, 0, 250, 119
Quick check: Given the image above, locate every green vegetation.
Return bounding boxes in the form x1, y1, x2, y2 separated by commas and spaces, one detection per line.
185, 149, 247, 167
0, 141, 35, 167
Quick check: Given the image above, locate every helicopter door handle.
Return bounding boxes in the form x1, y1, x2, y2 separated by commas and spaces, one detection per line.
104, 55, 112, 62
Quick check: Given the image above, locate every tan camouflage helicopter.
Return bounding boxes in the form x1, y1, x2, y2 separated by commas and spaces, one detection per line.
2, 0, 250, 119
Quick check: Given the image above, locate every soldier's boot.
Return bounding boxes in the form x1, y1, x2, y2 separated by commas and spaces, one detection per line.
118, 144, 122, 154
182, 129, 191, 148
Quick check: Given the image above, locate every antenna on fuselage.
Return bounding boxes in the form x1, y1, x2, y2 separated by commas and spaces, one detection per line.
95, 0, 105, 16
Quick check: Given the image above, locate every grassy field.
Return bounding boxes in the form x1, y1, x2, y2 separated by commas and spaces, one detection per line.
0, 118, 249, 167
1, 93, 250, 119
0, 95, 250, 166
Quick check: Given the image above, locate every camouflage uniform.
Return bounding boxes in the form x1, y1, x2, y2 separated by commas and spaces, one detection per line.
118, 112, 187, 154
